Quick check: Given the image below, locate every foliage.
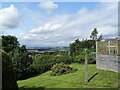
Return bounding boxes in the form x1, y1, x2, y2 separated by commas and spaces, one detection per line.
54, 51, 69, 56
1, 49, 18, 89
52, 54, 72, 64
51, 62, 77, 76
2, 35, 19, 53
87, 54, 96, 64
73, 54, 96, 64
69, 39, 95, 57
69, 38, 96, 64
97, 34, 103, 41
30, 54, 72, 76
2, 35, 33, 80
30, 54, 52, 74
69, 28, 98, 64
90, 28, 98, 40
73, 53, 85, 63
9, 46, 33, 80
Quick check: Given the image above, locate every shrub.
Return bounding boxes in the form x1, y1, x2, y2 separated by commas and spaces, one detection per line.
73, 53, 96, 64
51, 62, 77, 76
88, 54, 96, 64
30, 54, 53, 74
1, 49, 18, 90
74, 54, 85, 63
30, 54, 72, 76
52, 55, 72, 64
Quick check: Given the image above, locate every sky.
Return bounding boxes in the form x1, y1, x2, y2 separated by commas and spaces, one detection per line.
0, 1, 118, 47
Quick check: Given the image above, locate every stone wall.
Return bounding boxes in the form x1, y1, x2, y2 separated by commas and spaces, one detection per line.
96, 54, 120, 72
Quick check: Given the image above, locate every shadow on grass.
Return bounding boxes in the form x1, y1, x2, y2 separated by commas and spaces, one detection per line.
88, 72, 98, 82
19, 86, 45, 90
19, 87, 119, 90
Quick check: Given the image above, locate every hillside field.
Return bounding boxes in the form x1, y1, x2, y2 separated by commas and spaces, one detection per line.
18, 63, 118, 89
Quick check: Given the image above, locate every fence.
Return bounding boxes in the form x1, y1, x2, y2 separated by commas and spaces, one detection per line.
96, 39, 120, 72
96, 40, 120, 56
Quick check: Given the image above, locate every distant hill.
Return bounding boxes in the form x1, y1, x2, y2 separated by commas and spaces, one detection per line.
27, 46, 69, 52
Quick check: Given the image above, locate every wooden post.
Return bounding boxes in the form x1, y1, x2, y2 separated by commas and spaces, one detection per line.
96, 41, 98, 54
108, 41, 111, 55
85, 49, 88, 84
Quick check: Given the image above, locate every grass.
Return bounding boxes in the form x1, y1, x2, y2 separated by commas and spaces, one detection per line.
17, 63, 118, 89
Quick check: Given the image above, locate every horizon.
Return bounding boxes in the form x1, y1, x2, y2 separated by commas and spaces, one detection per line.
0, 1, 118, 47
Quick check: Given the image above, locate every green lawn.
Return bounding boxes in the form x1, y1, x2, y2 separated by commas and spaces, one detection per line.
17, 63, 118, 89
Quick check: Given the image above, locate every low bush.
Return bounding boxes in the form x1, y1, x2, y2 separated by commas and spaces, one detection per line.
51, 62, 77, 76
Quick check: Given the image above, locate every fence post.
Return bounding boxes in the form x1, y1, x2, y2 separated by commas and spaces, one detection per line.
108, 41, 110, 55
85, 49, 88, 84
96, 41, 98, 54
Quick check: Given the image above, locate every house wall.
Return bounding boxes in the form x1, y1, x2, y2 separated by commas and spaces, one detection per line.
96, 54, 120, 72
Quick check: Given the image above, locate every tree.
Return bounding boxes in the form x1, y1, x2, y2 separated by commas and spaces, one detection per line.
90, 28, 98, 40
9, 45, 33, 80
98, 34, 103, 41
69, 39, 95, 57
2, 49, 18, 90
69, 43, 76, 57
90, 28, 98, 48
2, 35, 33, 80
2, 35, 19, 53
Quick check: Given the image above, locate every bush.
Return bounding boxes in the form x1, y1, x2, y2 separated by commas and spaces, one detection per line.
1, 49, 18, 90
30, 54, 72, 76
88, 54, 96, 64
74, 53, 85, 63
51, 62, 77, 76
30, 54, 53, 74
52, 55, 72, 64
73, 53, 96, 64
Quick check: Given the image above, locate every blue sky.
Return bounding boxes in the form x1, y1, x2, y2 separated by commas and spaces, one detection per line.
0, 1, 118, 47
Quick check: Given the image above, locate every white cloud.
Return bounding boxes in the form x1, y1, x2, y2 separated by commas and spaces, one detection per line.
54, 34, 61, 37
0, 5, 21, 29
19, 2, 118, 47
23, 34, 37, 40
39, 1, 58, 11
29, 23, 62, 34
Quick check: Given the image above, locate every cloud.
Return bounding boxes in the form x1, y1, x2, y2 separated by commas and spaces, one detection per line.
0, 5, 21, 29
29, 23, 62, 34
39, 1, 58, 11
18, 2, 118, 47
